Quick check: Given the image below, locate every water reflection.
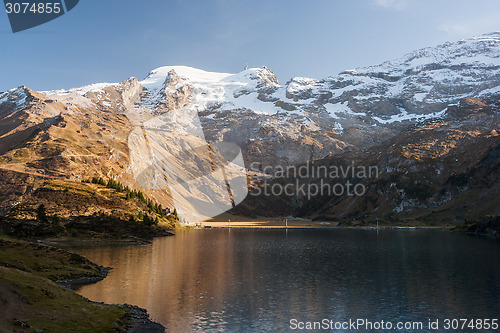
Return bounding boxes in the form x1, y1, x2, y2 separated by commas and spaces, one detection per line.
72, 229, 500, 332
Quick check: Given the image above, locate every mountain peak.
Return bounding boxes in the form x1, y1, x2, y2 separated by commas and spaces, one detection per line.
0, 85, 33, 108
141, 66, 232, 89
140, 65, 279, 90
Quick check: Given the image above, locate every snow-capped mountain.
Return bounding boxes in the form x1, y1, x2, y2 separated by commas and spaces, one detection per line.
0, 32, 499, 224
0, 32, 498, 171
133, 32, 500, 119
20, 32, 496, 168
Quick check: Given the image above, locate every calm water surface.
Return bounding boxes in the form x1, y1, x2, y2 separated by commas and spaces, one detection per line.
71, 229, 500, 332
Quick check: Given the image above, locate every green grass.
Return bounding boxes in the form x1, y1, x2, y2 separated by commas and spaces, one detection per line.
47, 181, 98, 197
0, 266, 129, 332
0, 236, 130, 332
0, 237, 101, 281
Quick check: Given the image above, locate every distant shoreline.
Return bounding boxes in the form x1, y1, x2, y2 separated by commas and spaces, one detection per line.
201, 216, 454, 230
201, 224, 452, 230
201, 215, 499, 238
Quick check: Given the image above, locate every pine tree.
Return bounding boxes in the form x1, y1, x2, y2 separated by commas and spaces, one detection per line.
36, 204, 49, 225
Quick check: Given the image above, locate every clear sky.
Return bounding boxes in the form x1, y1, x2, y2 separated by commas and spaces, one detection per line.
1, 0, 500, 91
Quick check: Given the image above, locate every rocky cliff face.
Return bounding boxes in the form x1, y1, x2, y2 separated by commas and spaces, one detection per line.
232, 97, 500, 223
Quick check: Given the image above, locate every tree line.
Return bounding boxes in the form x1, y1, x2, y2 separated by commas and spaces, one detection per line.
82, 177, 168, 217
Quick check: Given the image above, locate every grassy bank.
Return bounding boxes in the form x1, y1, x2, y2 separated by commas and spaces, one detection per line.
0, 236, 163, 332
0, 267, 129, 332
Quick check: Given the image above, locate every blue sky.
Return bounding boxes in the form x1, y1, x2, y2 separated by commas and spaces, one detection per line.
1, 0, 500, 91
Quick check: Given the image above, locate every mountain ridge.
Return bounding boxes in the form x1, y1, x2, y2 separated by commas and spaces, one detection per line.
1, 32, 499, 225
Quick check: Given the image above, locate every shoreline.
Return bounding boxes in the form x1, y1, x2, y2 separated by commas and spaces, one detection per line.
201, 218, 454, 230
0, 235, 166, 332
52, 244, 167, 332
58, 267, 165, 332
201, 225, 452, 230
55, 250, 167, 332
202, 213, 456, 229
56, 265, 111, 290
30, 232, 175, 247
200, 218, 498, 238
